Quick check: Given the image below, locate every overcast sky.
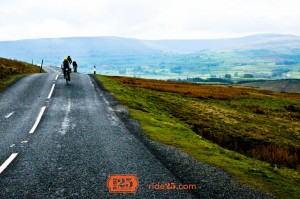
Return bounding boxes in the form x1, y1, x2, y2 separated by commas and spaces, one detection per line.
1, 0, 300, 41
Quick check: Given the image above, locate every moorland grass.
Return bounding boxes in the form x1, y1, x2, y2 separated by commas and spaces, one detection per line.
0, 57, 42, 92
97, 75, 300, 198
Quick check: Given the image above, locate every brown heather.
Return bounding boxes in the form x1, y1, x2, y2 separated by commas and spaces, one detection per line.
0, 57, 40, 79
108, 76, 300, 170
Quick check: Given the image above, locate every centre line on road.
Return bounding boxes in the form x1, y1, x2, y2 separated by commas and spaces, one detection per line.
55, 74, 59, 80
0, 153, 18, 174
47, 84, 56, 99
5, 112, 15, 119
29, 106, 46, 134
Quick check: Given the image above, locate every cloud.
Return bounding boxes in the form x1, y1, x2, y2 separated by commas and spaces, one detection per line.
0, 0, 300, 40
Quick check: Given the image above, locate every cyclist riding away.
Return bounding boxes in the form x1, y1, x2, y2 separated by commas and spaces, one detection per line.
62, 58, 71, 81
67, 56, 72, 65
72, 61, 78, 73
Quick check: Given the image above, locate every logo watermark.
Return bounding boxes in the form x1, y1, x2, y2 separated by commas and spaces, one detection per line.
107, 174, 139, 194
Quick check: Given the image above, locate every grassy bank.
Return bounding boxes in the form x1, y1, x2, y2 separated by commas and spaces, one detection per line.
96, 75, 300, 198
0, 57, 41, 92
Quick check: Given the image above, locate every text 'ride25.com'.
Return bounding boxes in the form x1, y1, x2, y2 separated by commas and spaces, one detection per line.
107, 174, 197, 194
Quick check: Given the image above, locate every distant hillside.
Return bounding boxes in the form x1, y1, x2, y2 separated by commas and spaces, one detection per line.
0, 37, 160, 65
143, 34, 300, 53
0, 34, 299, 79
241, 79, 300, 93
1, 34, 300, 56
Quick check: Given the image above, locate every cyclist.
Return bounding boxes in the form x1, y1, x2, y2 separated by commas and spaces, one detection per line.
72, 61, 78, 73
62, 58, 71, 80
67, 56, 72, 65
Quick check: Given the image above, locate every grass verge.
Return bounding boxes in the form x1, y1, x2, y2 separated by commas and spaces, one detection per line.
96, 75, 300, 199
0, 57, 42, 92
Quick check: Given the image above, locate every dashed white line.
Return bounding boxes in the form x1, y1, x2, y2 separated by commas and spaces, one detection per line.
5, 112, 15, 119
47, 84, 56, 99
0, 74, 60, 174
0, 153, 18, 174
29, 106, 46, 134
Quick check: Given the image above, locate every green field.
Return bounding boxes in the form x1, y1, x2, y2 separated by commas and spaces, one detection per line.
87, 49, 300, 80
96, 75, 300, 198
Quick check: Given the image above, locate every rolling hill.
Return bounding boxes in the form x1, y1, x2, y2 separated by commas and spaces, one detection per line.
0, 34, 299, 79
143, 34, 300, 53
240, 79, 300, 93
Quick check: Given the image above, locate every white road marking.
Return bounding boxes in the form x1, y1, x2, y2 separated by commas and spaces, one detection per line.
5, 112, 15, 119
59, 99, 71, 135
0, 153, 18, 174
29, 106, 46, 134
21, 141, 28, 144
55, 74, 59, 80
47, 84, 56, 99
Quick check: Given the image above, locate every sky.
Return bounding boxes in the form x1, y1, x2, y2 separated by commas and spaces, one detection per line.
1, 0, 300, 41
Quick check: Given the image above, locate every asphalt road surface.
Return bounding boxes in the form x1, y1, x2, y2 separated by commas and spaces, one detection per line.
0, 68, 199, 198
0, 68, 272, 199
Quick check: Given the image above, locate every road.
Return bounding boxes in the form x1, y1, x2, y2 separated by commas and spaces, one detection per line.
0, 68, 197, 198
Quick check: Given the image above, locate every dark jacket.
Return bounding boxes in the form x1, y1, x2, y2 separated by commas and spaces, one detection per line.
63, 60, 70, 69
67, 56, 72, 64
72, 61, 77, 67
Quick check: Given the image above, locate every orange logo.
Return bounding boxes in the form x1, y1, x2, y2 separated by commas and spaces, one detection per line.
107, 174, 139, 194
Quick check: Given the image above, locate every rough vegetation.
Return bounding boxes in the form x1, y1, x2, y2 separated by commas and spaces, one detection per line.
97, 75, 300, 198
108, 76, 300, 169
0, 57, 41, 91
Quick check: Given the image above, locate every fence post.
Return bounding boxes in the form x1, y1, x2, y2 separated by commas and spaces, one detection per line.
40, 59, 43, 73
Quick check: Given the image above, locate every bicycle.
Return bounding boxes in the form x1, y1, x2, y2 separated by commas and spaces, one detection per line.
65, 68, 71, 84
